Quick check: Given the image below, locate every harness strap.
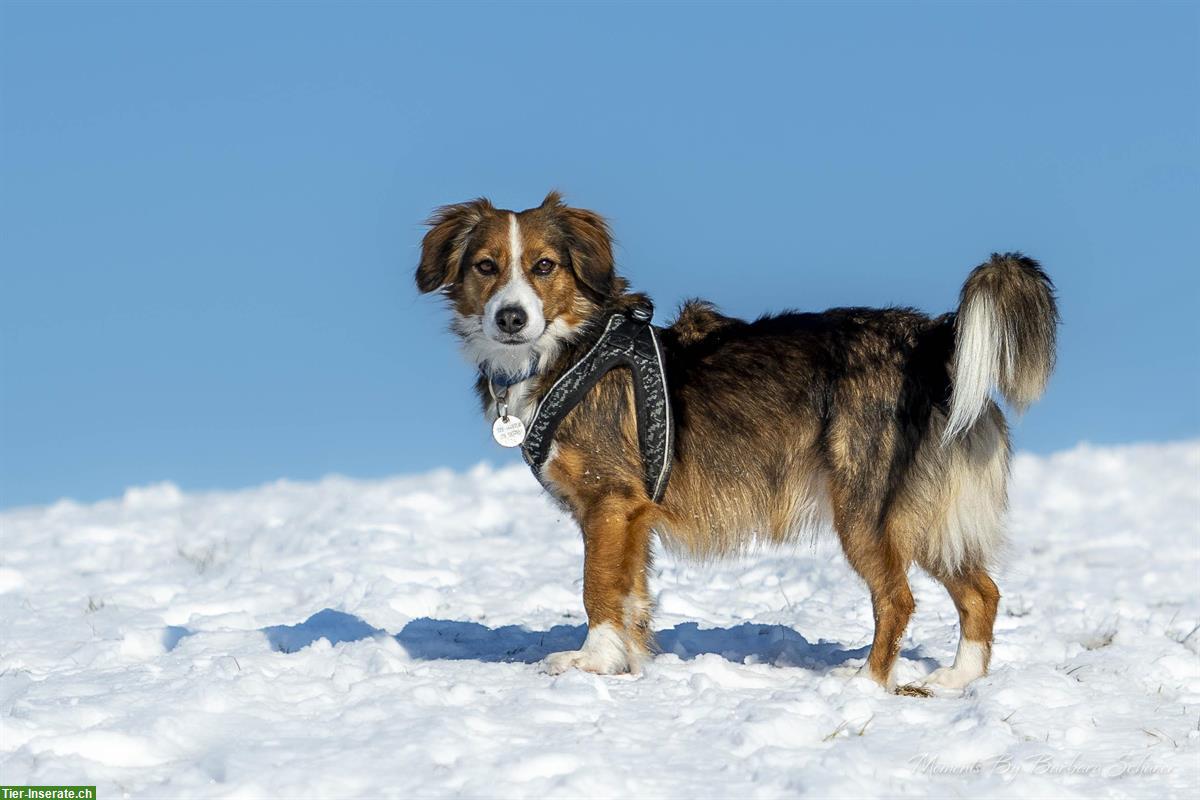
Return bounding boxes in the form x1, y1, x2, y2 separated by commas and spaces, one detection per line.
521, 308, 674, 502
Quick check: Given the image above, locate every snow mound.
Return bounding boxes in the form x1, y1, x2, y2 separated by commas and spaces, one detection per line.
1, 442, 1198, 798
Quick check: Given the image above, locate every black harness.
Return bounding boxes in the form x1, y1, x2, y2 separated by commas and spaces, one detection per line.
521, 306, 674, 502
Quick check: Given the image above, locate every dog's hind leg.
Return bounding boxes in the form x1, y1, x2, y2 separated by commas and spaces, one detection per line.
543, 495, 657, 675
852, 543, 915, 691
922, 568, 999, 689
824, 406, 919, 691
832, 501, 915, 690
913, 412, 1007, 689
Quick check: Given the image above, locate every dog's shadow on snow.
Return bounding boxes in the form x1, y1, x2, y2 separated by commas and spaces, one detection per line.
254, 608, 934, 672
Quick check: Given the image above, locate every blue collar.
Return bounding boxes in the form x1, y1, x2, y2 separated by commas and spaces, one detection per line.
486, 359, 539, 388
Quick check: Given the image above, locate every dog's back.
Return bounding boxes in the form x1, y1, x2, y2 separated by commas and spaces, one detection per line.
655, 254, 1055, 553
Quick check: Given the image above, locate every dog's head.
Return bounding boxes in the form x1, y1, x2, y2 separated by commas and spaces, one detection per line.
416, 192, 621, 382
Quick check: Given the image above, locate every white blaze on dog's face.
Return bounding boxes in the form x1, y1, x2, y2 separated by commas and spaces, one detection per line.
477, 214, 546, 347
415, 193, 616, 381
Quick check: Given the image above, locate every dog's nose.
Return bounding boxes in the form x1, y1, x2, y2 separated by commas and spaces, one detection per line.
495, 305, 528, 335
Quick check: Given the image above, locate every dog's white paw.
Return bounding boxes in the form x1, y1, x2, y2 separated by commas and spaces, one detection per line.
921, 640, 988, 690
542, 648, 627, 675
829, 661, 895, 691
920, 665, 976, 690
541, 624, 631, 676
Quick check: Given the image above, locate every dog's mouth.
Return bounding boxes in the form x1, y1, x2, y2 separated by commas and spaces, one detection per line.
493, 334, 534, 346
489, 324, 546, 347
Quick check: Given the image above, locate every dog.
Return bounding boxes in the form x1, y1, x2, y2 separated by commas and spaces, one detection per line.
415, 192, 1058, 692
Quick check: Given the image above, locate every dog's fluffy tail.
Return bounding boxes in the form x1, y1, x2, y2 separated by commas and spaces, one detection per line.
943, 253, 1059, 442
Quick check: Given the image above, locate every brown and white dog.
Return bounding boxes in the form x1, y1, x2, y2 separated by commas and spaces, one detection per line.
415, 192, 1058, 692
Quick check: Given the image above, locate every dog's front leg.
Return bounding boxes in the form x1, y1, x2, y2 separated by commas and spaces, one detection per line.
543, 497, 657, 676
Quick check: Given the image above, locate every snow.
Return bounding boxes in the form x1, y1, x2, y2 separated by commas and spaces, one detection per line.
1, 441, 1198, 798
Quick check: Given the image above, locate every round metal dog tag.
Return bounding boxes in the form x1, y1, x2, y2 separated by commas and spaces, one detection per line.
492, 415, 526, 448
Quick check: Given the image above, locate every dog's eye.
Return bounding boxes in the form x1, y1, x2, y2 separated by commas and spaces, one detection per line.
532, 258, 557, 276
474, 259, 498, 276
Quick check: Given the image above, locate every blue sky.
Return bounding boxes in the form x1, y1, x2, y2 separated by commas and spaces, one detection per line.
1, 1, 1197, 509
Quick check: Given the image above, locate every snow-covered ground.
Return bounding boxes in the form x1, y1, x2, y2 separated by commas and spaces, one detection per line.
1, 441, 1198, 799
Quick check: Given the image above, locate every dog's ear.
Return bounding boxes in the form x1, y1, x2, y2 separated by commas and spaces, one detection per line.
551, 195, 615, 300
416, 198, 492, 293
